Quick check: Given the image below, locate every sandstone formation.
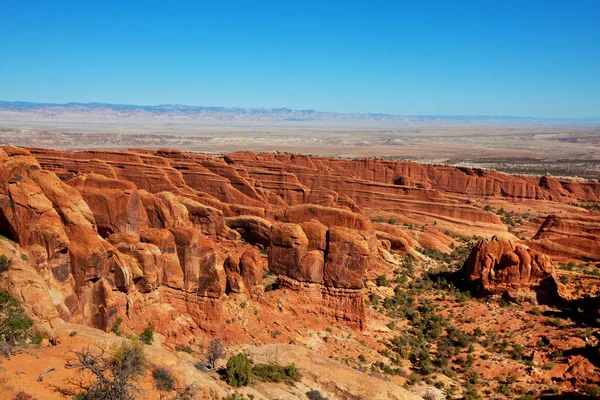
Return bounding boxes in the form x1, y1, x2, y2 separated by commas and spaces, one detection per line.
1, 146, 599, 337
463, 236, 561, 304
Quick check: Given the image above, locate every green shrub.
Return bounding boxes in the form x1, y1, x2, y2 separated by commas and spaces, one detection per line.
139, 325, 154, 345
226, 353, 253, 387
252, 362, 300, 383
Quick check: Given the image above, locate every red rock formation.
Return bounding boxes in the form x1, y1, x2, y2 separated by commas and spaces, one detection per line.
3, 145, 599, 336
463, 236, 560, 304
529, 213, 600, 261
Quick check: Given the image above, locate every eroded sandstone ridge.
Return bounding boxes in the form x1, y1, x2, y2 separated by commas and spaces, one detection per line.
1, 146, 599, 335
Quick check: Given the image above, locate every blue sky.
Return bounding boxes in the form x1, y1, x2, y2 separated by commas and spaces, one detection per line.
1, 0, 599, 118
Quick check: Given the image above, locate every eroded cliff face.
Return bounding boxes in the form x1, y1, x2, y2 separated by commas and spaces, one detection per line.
0, 147, 382, 333
1, 146, 599, 335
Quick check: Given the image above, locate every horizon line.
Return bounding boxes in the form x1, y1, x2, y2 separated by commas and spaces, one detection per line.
1, 99, 600, 122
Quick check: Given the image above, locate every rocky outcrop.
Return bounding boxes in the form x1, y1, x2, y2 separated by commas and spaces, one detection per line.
463, 236, 561, 304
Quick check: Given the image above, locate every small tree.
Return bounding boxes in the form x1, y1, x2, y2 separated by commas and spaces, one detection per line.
0, 289, 33, 358
206, 339, 225, 369
67, 339, 146, 400
226, 353, 252, 387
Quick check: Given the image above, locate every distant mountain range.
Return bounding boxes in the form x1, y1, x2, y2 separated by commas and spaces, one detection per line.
0, 100, 598, 125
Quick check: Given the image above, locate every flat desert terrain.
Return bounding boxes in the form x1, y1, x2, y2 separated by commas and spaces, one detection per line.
1, 118, 599, 179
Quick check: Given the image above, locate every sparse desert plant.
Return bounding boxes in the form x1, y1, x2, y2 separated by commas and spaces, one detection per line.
66, 339, 146, 400
206, 338, 226, 369
510, 343, 525, 361
224, 393, 250, 400
12, 392, 36, 400
111, 317, 123, 336
583, 384, 600, 397
170, 384, 198, 400
152, 366, 176, 391
139, 325, 154, 345
306, 390, 328, 400
176, 344, 193, 354
0, 254, 11, 273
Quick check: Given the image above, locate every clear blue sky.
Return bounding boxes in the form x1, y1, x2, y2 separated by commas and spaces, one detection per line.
1, 0, 599, 118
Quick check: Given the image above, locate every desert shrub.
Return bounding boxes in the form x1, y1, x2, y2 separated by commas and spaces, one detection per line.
139, 325, 154, 345
252, 362, 300, 383
176, 344, 193, 354
583, 385, 600, 396
369, 293, 380, 306
510, 343, 525, 361
495, 384, 512, 395
12, 392, 36, 400
542, 361, 554, 370
170, 384, 198, 400
67, 339, 146, 400
224, 393, 250, 400
376, 275, 389, 287
152, 366, 176, 391
31, 331, 44, 345
306, 390, 328, 400
0, 254, 11, 273
111, 317, 123, 336
423, 391, 437, 400
466, 371, 479, 384
531, 307, 542, 316
226, 353, 253, 387
549, 349, 563, 360
0, 289, 33, 358
463, 383, 481, 400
